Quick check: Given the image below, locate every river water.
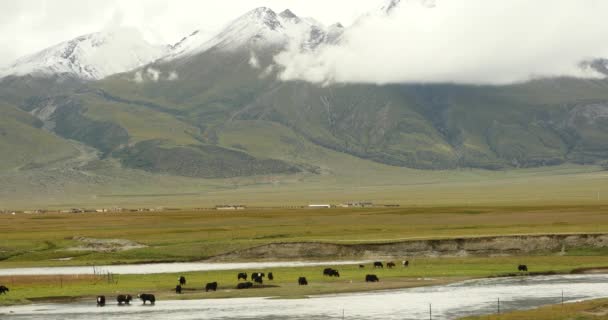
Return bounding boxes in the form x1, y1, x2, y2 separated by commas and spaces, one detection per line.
0, 261, 370, 276
1, 274, 607, 320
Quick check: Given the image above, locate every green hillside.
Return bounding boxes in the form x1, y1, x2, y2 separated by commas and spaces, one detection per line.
0, 103, 78, 172
1, 45, 608, 188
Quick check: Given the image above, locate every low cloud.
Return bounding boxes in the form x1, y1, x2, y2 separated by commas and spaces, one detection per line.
249, 51, 261, 69
167, 70, 179, 80
274, 0, 608, 85
133, 68, 178, 82
146, 67, 161, 82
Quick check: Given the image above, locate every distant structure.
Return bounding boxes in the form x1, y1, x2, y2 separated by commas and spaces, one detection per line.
308, 204, 332, 209
339, 202, 374, 208
216, 205, 246, 210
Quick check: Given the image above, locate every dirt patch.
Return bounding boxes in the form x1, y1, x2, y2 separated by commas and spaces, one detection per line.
209, 233, 608, 261
64, 237, 146, 253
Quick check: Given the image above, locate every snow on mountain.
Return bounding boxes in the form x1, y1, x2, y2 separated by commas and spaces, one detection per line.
165, 7, 342, 61
0, 27, 169, 80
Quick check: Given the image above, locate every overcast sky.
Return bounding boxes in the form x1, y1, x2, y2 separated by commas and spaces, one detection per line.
0, 0, 376, 67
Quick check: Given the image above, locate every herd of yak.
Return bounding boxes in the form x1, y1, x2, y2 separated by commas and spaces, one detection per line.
0, 263, 530, 306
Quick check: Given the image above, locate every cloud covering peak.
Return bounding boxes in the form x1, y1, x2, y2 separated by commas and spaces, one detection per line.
274, 0, 608, 85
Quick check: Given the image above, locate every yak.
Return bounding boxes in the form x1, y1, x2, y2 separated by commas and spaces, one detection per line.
268, 272, 274, 280
0, 285, 8, 295
205, 282, 218, 292
96, 295, 106, 307
403, 260, 409, 267
373, 261, 384, 268
365, 274, 380, 282
175, 284, 182, 294
237, 282, 253, 289
237, 272, 247, 281
116, 294, 132, 305
138, 293, 156, 305
387, 262, 396, 269
518, 264, 529, 272
179, 276, 186, 286
323, 268, 340, 277
298, 277, 308, 286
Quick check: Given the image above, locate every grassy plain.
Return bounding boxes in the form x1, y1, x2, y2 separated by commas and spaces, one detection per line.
1, 205, 608, 306
1, 205, 608, 267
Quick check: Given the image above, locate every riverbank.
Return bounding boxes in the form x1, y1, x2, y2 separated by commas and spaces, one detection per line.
2, 256, 608, 307
461, 298, 608, 320
3, 274, 608, 320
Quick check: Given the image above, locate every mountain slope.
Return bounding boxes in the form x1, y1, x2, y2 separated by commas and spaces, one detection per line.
0, 27, 168, 80
1, 6, 608, 183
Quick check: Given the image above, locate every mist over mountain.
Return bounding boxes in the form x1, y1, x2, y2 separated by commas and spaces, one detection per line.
1, 3, 607, 195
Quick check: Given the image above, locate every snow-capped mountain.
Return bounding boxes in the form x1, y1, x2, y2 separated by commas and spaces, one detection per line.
0, 27, 168, 80
165, 7, 343, 61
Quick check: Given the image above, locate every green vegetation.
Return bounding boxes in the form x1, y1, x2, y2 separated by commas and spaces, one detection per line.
461, 298, 608, 320
2, 205, 608, 267
2, 256, 608, 306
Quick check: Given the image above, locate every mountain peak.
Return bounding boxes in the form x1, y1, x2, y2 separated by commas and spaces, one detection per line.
245, 7, 281, 30
279, 9, 299, 20
381, 0, 402, 14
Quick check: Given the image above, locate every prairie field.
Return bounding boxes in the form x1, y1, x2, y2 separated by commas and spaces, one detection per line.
1, 204, 608, 268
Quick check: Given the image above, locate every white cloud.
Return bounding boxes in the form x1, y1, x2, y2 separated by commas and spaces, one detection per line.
249, 52, 261, 69
167, 70, 179, 80
146, 67, 161, 82
275, 0, 608, 85
133, 70, 143, 83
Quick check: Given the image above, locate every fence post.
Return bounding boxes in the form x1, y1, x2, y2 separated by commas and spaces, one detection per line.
497, 297, 500, 314
429, 303, 432, 320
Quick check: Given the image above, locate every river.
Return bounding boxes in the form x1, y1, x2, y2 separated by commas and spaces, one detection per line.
0, 261, 370, 276
1, 274, 607, 319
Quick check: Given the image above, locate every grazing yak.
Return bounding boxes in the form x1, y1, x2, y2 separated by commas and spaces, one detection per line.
268, 272, 274, 280
373, 261, 384, 268
359, 264, 365, 269
323, 268, 340, 277
237, 272, 247, 281
138, 293, 156, 305
0, 285, 9, 295
237, 282, 253, 289
365, 274, 380, 282
403, 260, 409, 267
96, 295, 106, 307
387, 262, 396, 269
252, 272, 265, 284
518, 264, 528, 272
116, 294, 132, 305
298, 277, 308, 285
205, 282, 218, 292
175, 284, 182, 294
179, 276, 187, 286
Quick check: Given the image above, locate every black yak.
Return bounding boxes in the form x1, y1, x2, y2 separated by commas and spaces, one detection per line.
236, 282, 253, 289
96, 295, 106, 307
365, 274, 379, 282
205, 282, 218, 292
0, 285, 8, 295
116, 294, 132, 305
138, 293, 156, 305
